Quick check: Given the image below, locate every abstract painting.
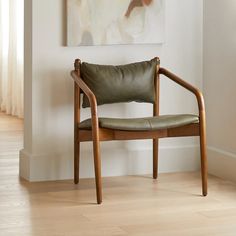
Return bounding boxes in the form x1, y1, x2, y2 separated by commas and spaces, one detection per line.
67, 0, 165, 46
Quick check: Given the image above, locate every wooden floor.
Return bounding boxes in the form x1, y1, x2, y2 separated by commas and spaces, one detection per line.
1, 112, 236, 236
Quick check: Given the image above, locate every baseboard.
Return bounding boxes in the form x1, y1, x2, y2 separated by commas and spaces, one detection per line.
208, 146, 236, 182
20, 149, 74, 181
19, 149, 30, 180
20, 145, 200, 182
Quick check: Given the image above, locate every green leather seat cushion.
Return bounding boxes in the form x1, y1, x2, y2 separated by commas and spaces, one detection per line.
79, 114, 199, 131
81, 58, 158, 108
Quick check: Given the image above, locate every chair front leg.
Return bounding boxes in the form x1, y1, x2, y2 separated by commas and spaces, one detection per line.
153, 138, 159, 179
91, 117, 102, 204
93, 137, 102, 204
199, 113, 208, 196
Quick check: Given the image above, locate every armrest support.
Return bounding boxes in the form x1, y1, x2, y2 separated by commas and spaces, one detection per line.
71, 70, 100, 142
159, 67, 205, 114
71, 71, 98, 117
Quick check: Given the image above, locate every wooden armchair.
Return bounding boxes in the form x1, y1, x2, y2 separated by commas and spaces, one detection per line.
70, 58, 207, 204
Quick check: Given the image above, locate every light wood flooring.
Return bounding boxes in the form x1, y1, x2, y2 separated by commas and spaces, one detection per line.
1, 112, 236, 236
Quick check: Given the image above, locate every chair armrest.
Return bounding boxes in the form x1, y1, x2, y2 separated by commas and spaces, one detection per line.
71, 71, 98, 117
71, 71, 100, 140
159, 67, 205, 113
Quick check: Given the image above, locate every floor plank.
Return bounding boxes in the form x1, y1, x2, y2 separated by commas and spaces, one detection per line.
1, 112, 236, 236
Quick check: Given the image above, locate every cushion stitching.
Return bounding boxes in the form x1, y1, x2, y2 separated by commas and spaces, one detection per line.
144, 118, 153, 130
79, 115, 199, 130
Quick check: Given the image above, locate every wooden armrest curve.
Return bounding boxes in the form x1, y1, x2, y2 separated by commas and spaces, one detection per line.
71, 70, 98, 116
159, 67, 205, 113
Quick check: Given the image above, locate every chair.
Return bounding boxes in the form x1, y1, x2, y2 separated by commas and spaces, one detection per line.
70, 58, 207, 204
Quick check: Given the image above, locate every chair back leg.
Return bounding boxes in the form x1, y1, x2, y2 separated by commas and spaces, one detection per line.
153, 139, 159, 179
74, 142, 80, 184
74, 79, 80, 184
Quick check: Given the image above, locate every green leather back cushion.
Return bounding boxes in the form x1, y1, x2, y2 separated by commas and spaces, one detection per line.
81, 58, 159, 108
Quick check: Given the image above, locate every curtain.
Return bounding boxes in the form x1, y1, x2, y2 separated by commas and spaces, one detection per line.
0, 0, 24, 118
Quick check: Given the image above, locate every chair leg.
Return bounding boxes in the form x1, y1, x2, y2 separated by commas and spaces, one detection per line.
153, 139, 159, 179
93, 139, 102, 204
200, 122, 208, 196
74, 141, 80, 184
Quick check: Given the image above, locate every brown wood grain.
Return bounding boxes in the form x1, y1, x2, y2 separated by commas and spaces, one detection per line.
74, 59, 81, 185
159, 67, 208, 197
153, 61, 160, 179
71, 59, 208, 204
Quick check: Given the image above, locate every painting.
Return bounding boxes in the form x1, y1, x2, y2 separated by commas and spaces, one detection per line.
67, 0, 165, 46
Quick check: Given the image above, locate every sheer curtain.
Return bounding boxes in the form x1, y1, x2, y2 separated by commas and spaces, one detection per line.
0, 0, 24, 118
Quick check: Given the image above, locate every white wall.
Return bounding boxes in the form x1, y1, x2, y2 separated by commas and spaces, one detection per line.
204, 0, 236, 181
20, 0, 203, 181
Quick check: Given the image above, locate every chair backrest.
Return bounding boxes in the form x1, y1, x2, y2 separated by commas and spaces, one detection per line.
78, 58, 160, 108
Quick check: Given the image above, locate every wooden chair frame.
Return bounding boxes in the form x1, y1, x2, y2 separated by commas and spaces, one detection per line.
71, 59, 207, 204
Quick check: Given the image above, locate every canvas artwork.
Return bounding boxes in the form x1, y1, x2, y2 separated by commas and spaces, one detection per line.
67, 0, 165, 46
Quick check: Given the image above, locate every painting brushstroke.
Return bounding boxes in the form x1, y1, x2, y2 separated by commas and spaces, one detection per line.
67, 0, 164, 46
